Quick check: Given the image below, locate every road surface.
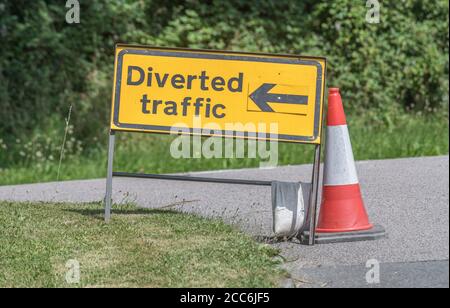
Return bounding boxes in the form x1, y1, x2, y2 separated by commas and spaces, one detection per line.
0, 156, 448, 288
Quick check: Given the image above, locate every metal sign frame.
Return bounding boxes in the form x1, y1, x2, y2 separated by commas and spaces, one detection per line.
104, 44, 326, 245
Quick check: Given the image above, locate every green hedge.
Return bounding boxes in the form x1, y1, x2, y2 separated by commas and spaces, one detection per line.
0, 0, 448, 164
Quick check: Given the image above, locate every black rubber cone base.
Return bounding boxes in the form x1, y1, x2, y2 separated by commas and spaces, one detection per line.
301, 225, 386, 245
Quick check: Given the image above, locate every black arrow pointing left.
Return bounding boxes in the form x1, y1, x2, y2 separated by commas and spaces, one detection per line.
249, 83, 308, 112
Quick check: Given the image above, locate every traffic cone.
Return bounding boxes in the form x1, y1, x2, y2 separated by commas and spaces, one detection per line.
316, 88, 373, 233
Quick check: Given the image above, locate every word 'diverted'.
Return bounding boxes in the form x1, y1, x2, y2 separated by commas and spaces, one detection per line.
127, 67, 244, 119
111, 46, 326, 143
127, 67, 243, 92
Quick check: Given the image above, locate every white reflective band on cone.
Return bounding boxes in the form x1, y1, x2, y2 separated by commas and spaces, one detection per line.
323, 125, 359, 186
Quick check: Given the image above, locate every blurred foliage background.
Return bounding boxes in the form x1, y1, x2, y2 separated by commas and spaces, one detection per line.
0, 0, 448, 183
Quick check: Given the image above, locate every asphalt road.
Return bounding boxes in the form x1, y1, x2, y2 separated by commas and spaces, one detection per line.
0, 155, 448, 288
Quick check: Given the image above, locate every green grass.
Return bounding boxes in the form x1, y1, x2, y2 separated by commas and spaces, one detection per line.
0, 202, 283, 288
0, 112, 448, 185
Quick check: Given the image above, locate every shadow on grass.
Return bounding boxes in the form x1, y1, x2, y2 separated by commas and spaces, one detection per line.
254, 235, 303, 244
64, 207, 179, 221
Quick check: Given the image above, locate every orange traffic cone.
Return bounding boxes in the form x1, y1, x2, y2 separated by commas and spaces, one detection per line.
316, 88, 373, 233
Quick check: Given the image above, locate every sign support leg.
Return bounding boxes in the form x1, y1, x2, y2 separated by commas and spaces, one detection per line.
307, 144, 322, 245
105, 131, 115, 222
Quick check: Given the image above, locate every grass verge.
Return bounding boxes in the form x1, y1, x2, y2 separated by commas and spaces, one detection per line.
0, 202, 283, 288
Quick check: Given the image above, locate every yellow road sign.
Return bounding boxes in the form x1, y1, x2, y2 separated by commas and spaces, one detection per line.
110, 44, 326, 144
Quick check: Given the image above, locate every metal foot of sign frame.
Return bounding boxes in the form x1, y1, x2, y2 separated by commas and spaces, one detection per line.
104, 44, 327, 246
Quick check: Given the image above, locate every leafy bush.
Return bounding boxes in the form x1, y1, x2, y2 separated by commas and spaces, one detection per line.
0, 0, 448, 166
